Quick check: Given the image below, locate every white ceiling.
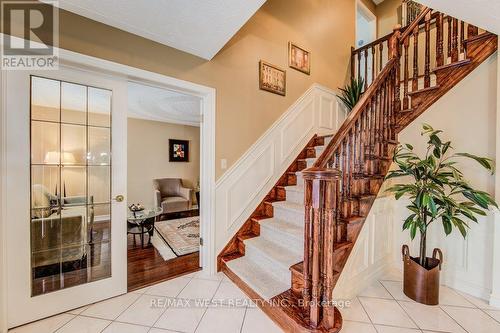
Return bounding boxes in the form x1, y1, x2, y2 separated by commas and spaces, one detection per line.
416, 0, 500, 34
127, 82, 201, 127
372, 0, 385, 5
50, 0, 266, 60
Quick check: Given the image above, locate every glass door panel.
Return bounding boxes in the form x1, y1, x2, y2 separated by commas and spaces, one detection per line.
30, 76, 113, 296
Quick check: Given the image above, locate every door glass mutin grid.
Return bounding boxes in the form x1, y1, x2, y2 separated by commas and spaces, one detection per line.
30, 76, 112, 296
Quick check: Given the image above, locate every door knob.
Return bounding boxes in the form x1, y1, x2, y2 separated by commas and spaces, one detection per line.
114, 195, 125, 202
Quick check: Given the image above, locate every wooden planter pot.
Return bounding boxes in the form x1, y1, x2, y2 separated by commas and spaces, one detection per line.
402, 245, 443, 305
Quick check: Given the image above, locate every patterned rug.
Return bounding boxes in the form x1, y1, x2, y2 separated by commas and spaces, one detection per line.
153, 216, 199, 259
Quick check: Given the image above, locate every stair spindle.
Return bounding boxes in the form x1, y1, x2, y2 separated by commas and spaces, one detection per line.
364, 49, 368, 90
460, 21, 465, 54
412, 25, 419, 91
378, 86, 385, 155
447, 16, 452, 57
424, 11, 431, 88
403, 37, 410, 109
452, 18, 459, 62
468, 24, 479, 38
348, 130, 354, 197
370, 96, 376, 157
436, 13, 444, 67
354, 120, 360, 174
383, 80, 389, 155
379, 43, 383, 74
350, 47, 355, 81
357, 52, 361, 82
371, 47, 376, 86
360, 110, 366, 175
390, 25, 402, 112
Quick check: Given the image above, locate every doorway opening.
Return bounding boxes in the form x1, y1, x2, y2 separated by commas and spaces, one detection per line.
126, 81, 202, 291
356, 0, 377, 84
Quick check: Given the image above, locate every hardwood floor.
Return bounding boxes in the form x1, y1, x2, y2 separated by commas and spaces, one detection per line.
127, 233, 200, 291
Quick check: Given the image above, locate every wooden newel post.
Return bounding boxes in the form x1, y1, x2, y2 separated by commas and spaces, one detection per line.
302, 167, 341, 329
389, 25, 402, 113
389, 25, 402, 59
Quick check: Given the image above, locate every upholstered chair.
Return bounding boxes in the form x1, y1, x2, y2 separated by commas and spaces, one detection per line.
153, 178, 192, 214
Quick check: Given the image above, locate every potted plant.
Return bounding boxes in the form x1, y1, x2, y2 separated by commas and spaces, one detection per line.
386, 124, 497, 305
337, 77, 364, 111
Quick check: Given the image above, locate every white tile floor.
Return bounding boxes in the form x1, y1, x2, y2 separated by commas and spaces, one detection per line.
8, 269, 500, 333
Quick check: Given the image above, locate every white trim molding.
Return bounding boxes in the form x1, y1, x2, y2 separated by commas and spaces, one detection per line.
490, 56, 500, 308
334, 196, 395, 299
0, 60, 7, 333
214, 84, 346, 257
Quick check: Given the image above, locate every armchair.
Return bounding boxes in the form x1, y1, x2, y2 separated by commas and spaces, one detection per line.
31, 184, 95, 271
154, 178, 192, 214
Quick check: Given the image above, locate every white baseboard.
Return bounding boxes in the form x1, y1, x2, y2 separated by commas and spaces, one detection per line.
489, 293, 500, 307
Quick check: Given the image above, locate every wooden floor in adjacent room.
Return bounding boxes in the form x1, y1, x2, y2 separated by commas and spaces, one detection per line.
127, 233, 200, 291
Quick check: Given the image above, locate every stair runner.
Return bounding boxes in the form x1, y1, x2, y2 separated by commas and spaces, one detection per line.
225, 136, 332, 300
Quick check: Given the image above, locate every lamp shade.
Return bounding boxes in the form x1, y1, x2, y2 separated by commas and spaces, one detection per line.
44, 151, 76, 164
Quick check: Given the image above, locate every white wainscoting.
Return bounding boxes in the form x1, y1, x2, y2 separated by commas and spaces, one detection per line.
214, 84, 346, 263
333, 196, 395, 300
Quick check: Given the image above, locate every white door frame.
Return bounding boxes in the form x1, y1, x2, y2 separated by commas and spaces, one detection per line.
0, 42, 216, 332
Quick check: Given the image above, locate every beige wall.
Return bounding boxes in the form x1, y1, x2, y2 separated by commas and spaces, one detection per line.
391, 55, 498, 295
376, 0, 401, 37
360, 0, 377, 15
127, 118, 200, 207
2, 0, 356, 179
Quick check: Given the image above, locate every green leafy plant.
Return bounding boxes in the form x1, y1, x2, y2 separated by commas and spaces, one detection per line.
386, 124, 497, 267
337, 77, 364, 111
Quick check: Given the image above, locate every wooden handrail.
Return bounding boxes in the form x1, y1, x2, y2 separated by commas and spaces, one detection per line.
352, 33, 392, 54
315, 57, 398, 168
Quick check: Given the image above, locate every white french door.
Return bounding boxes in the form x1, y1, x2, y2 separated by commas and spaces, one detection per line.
4, 65, 128, 328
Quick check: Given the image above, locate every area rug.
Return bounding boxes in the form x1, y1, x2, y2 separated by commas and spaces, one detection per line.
153, 216, 200, 259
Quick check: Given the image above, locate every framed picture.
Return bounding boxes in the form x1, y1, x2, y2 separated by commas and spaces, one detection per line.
288, 42, 310, 75
259, 60, 286, 96
169, 139, 189, 162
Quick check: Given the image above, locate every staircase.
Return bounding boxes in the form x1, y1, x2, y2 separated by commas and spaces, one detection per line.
218, 135, 333, 299
218, 4, 497, 333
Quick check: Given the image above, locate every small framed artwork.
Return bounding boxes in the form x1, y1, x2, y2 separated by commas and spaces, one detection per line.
169, 139, 189, 162
288, 42, 311, 75
259, 60, 286, 96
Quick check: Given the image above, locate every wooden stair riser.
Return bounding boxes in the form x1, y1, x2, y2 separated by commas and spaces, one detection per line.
351, 178, 370, 196
345, 219, 365, 243
314, 136, 325, 146
351, 177, 384, 196
340, 195, 374, 217
296, 159, 308, 170
332, 246, 352, 273
286, 172, 297, 186
275, 186, 287, 201
340, 198, 358, 217
364, 157, 391, 175
409, 86, 440, 109
263, 201, 274, 216
433, 59, 472, 84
